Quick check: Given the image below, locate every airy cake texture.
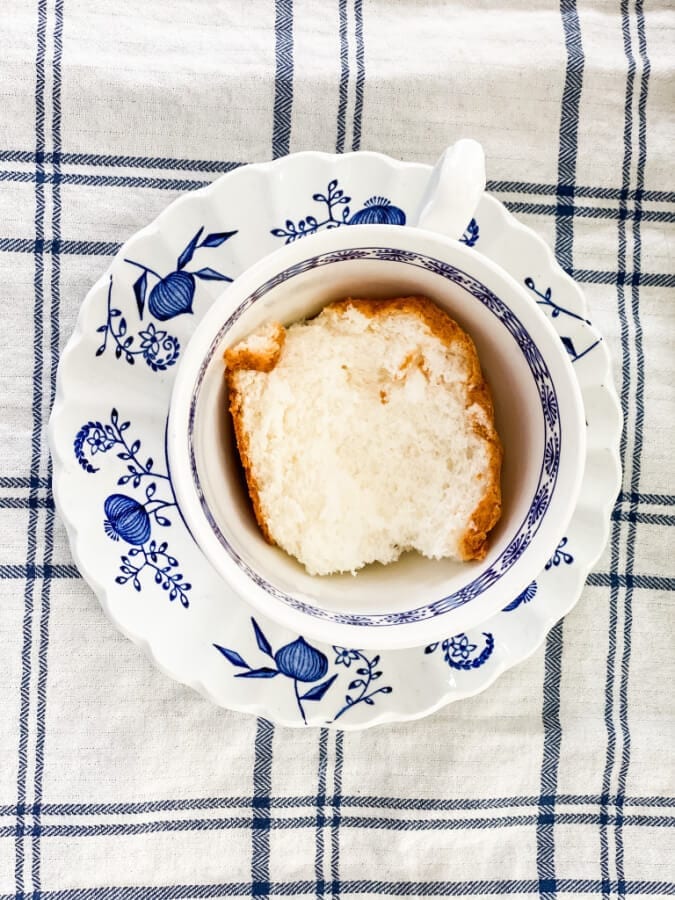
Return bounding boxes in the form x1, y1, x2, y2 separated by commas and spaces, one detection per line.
224, 297, 502, 576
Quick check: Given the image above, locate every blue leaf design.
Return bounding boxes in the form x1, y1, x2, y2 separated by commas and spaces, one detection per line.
200, 230, 237, 248
193, 268, 233, 282
251, 617, 274, 658
133, 271, 147, 319
213, 644, 249, 668
236, 667, 279, 679
177, 227, 204, 270
300, 674, 338, 702
561, 336, 577, 359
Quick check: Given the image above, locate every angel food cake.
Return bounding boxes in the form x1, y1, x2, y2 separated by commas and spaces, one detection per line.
224, 296, 502, 576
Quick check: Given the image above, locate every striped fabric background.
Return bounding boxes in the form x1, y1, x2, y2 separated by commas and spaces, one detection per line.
0, 0, 672, 897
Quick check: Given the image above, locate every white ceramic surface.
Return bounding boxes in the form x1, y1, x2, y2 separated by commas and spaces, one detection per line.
169, 224, 586, 649
49, 150, 621, 728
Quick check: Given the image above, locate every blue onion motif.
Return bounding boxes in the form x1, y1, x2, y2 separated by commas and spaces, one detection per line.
214, 622, 394, 724
104, 494, 151, 545
214, 618, 338, 725
95, 227, 237, 372
275, 636, 328, 682
147, 271, 196, 321
75, 408, 191, 607
347, 196, 406, 225
271, 180, 406, 243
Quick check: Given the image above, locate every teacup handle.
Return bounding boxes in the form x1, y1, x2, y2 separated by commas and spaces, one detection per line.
413, 139, 486, 241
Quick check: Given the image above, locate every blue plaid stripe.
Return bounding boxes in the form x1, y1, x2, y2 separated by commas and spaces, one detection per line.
252, 719, 275, 898
1, 811, 674, 840
615, 1, 651, 894
314, 730, 329, 900
272, 0, 294, 160
331, 732, 344, 900
352, 0, 365, 152
0, 793, 673, 817
15, 0, 48, 891
4, 169, 675, 220
602, 1, 641, 896
31, 0, 64, 889
336, 0, 349, 154
0, 879, 672, 898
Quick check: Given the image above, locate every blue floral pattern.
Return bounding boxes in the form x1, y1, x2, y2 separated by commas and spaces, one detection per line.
425, 631, 495, 670
214, 621, 394, 725
215, 618, 337, 725
96, 227, 237, 371
271, 180, 406, 243
332, 648, 393, 721
74, 409, 191, 606
525, 277, 601, 363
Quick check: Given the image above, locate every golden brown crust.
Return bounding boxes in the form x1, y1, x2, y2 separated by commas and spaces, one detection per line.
328, 296, 503, 560
224, 296, 503, 562
224, 322, 286, 546
225, 369, 276, 546
223, 322, 286, 374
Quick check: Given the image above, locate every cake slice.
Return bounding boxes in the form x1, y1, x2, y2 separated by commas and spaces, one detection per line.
224, 296, 502, 576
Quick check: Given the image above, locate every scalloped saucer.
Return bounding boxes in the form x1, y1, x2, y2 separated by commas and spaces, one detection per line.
49, 151, 621, 729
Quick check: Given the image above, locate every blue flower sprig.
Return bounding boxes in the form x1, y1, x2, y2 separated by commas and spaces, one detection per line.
95, 276, 180, 371
75, 408, 170, 489
271, 180, 352, 242
524, 277, 590, 324
271, 180, 406, 244
331, 648, 393, 721
115, 536, 191, 607
74, 408, 190, 606
95, 226, 237, 372
215, 618, 338, 725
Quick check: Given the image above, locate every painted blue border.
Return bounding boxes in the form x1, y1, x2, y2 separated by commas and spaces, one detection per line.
187, 247, 562, 627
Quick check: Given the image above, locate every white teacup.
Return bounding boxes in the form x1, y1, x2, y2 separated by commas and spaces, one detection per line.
168, 216, 585, 650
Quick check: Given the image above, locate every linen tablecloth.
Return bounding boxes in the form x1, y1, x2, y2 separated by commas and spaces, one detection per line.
1, 1, 673, 897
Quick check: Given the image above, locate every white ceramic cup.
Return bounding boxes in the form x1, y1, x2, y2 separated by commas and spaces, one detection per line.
168, 218, 586, 650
